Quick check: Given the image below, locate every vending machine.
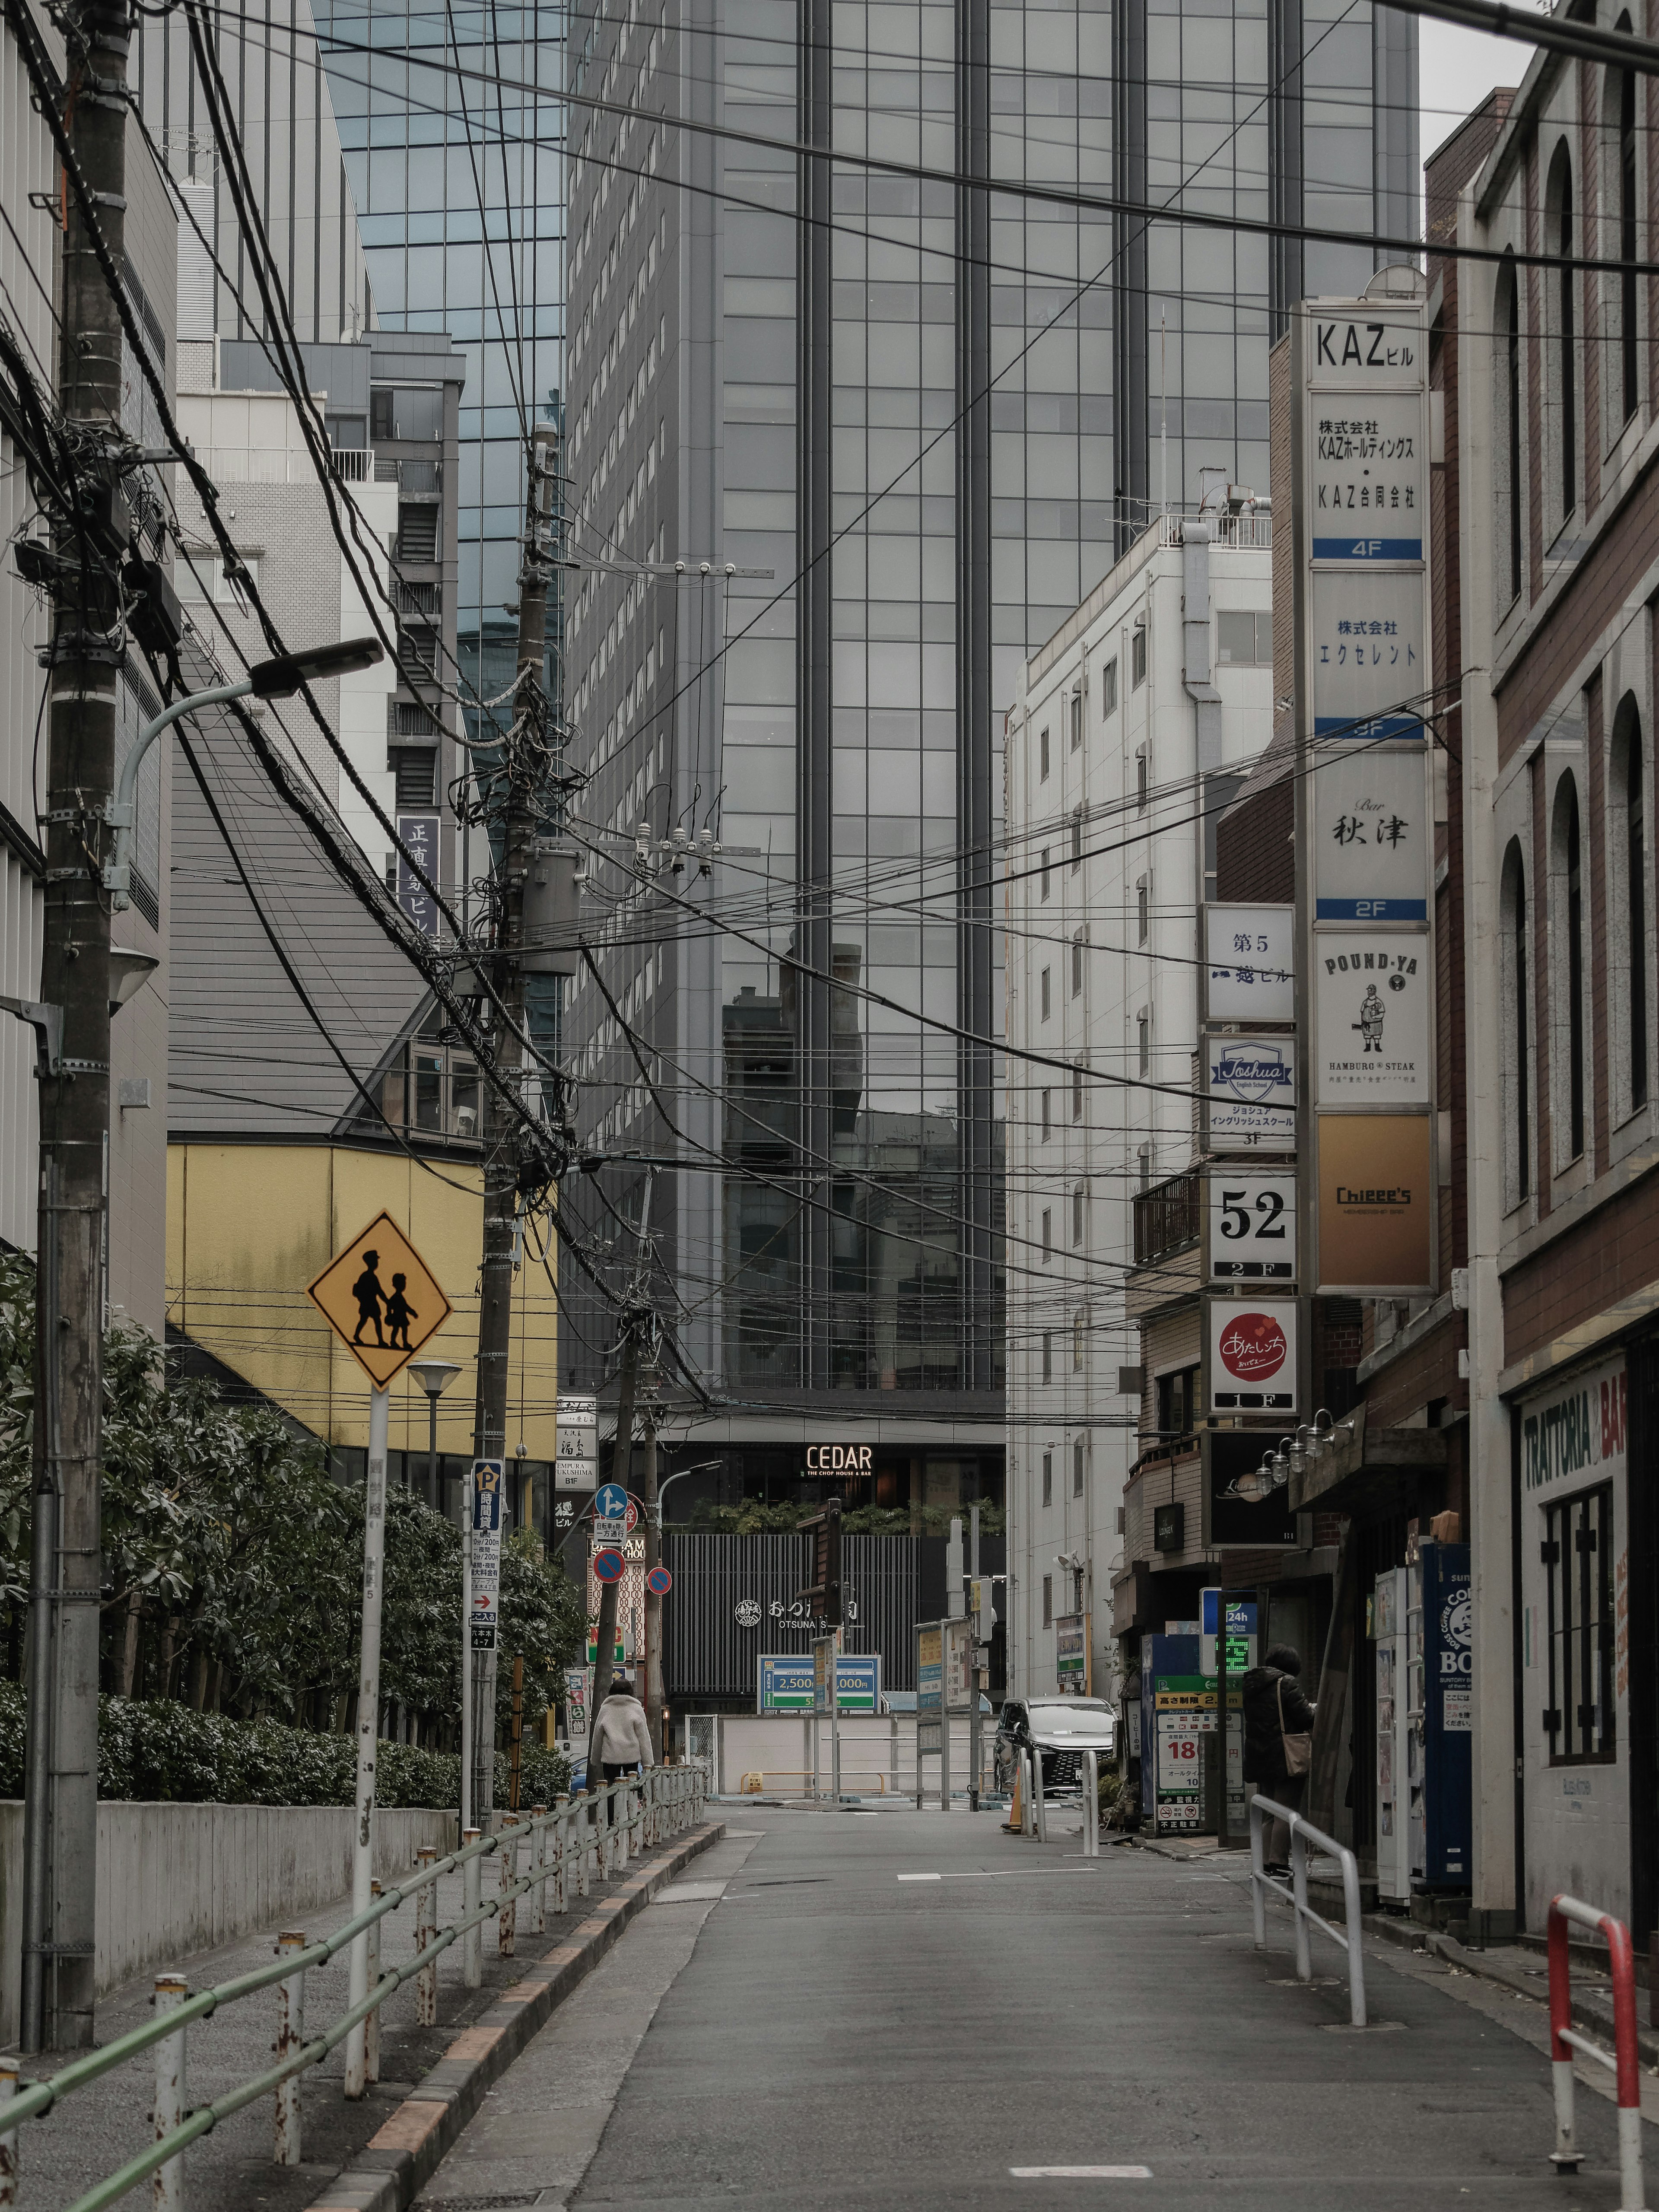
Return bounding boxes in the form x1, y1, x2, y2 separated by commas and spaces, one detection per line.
1373, 1568, 1410, 1902
1406, 1541, 1472, 1889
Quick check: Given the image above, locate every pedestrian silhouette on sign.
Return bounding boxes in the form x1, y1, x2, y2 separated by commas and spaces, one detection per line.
351, 1250, 387, 1345
385, 1273, 417, 1350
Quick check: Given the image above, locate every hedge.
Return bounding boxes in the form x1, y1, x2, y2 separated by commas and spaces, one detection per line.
0, 1683, 570, 1809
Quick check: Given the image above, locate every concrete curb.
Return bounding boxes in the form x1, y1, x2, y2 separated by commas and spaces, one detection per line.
301, 1820, 725, 2212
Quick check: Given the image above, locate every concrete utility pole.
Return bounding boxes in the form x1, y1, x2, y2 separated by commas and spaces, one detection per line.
21, 0, 133, 2054
471, 418, 559, 1829
642, 1401, 663, 1758
590, 1325, 639, 1714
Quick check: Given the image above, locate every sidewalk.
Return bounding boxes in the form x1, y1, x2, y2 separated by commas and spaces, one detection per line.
9, 1820, 715, 2212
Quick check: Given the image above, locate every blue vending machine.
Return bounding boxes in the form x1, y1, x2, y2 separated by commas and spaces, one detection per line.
1407, 1541, 1473, 1888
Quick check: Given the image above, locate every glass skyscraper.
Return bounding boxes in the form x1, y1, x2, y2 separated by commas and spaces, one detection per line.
561, 0, 1414, 1510
312, 0, 565, 725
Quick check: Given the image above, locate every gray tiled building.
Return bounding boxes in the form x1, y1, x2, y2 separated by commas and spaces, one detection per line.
561, 0, 1416, 1512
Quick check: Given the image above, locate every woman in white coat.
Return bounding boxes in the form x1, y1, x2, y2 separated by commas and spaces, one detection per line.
590, 1676, 655, 1782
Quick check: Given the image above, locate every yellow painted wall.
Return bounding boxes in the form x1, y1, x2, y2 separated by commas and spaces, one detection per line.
167, 1145, 558, 1456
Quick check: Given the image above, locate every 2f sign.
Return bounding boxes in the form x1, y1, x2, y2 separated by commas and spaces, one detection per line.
1208, 1171, 1296, 1284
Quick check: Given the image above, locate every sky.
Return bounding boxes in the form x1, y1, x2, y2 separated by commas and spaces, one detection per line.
1418, 13, 1536, 169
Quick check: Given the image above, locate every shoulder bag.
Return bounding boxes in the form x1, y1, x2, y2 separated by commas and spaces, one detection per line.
1277, 1675, 1313, 1778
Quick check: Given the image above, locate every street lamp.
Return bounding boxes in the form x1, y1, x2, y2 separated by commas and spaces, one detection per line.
407, 1358, 464, 1508
105, 636, 383, 909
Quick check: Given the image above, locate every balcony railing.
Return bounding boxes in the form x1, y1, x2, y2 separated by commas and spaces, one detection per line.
329, 446, 371, 481
1133, 1170, 1201, 1266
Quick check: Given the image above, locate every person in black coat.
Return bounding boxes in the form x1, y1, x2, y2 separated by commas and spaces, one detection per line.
1242, 1643, 1316, 1869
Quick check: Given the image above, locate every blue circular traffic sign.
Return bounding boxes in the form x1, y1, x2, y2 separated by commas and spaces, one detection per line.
594, 1481, 629, 1519
645, 1564, 672, 1596
592, 1548, 626, 1584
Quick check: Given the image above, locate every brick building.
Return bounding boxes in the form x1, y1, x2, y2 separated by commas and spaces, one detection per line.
1458, 24, 1659, 1942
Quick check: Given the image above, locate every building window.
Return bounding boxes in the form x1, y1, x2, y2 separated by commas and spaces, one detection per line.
1072, 1184, 1085, 1246
1042, 1451, 1053, 1507
1069, 690, 1083, 751
1543, 1482, 1615, 1763
1040, 849, 1051, 901
1137, 878, 1149, 944
1041, 969, 1052, 1020
1042, 1574, 1053, 1628
1554, 773, 1586, 1162
1042, 1335, 1053, 1384
1042, 1208, 1052, 1258
1101, 657, 1118, 717
1217, 610, 1269, 664
1071, 931, 1084, 998
1497, 254, 1523, 610
1547, 142, 1577, 526
1501, 839, 1532, 1205
1617, 57, 1639, 424
1071, 810, 1083, 872
1131, 621, 1147, 688
1041, 1087, 1052, 1140
1135, 746, 1148, 811
1039, 726, 1050, 781
1072, 1063, 1084, 1121
1156, 1364, 1200, 1439
1138, 1011, 1150, 1075
1072, 1438, 1084, 1495
389, 747, 436, 808
1630, 727, 1649, 1109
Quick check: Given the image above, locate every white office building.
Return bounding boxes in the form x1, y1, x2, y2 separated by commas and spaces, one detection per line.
1003, 492, 1274, 1701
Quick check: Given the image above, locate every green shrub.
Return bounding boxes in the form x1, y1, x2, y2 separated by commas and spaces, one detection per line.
0, 1685, 569, 1809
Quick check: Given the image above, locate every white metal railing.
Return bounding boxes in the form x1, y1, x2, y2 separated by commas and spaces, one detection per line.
1248, 1792, 1367, 2027
0, 1763, 709, 2212
329, 447, 371, 481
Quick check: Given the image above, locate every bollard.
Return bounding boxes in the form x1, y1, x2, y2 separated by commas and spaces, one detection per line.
463, 1829, 482, 1988
0, 2054, 16, 2212
498, 1816, 519, 1958
273, 1933, 306, 2166
414, 1848, 438, 2026
575, 1793, 592, 1898
150, 1973, 189, 2210
531, 1806, 548, 1935
616, 1783, 631, 1870
554, 1794, 571, 1913
365, 1882, 383, 2085
1083, 1749, 1100, 1858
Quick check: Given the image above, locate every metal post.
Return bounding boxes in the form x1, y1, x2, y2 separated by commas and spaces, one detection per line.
415, 1850, 437, 2026
575, 1795, 591, 1898
1083, 1749, 1099, 1857
830, 1643, 842, 1804
1030, 1745, 1046, 1841
345, 1383, 390, 2098
428, 1391, 439, 1509
643, 1414, 664, 1758
968, 1504, 981, 1811
153, 1973, 187, 2208
1249, 1794, 1268, 1948
531, 1805, 547, 1934
1290, 1819, 1313, 1983
365, 1881, 383, 2084
273, 1932, 305, 2165
498, 1816, 518, 1956
0, 2054, 16, 2210
940, 1691, 950, 1814
461, 1468, 474, 1838
554, 1795, 570, 1913
463, 1829, 482, 1987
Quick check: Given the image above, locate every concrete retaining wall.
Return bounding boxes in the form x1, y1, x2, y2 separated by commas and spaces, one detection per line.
0, 1802, 458, 2045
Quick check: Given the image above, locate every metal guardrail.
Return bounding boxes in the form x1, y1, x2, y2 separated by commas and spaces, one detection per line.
1247, 1792, 1367, 2027
1545, 1892, 1649, 2208
0, 1764, 708, 2212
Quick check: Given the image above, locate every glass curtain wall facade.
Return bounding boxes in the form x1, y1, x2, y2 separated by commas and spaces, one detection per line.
313, 0, 564, 726
563, 0, 1413, 1412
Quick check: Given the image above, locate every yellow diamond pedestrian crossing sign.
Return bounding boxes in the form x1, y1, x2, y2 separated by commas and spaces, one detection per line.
306, 1211, 454, 1388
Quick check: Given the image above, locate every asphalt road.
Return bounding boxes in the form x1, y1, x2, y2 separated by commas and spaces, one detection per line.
414, 1800, 1635, 2211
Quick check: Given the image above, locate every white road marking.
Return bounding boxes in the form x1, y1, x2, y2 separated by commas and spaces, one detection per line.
1010, 2167, 1153, 2180
897, 1868, 1104, 1882
897, 1872, 942, 1882
655, 1880, 728, 1903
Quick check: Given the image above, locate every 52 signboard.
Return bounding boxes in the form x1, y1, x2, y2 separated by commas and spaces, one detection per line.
1206, 1170, 1296, 1284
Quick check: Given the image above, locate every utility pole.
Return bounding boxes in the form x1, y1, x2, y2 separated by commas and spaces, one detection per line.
642, 1399, 663, 1759
22, 0, 132, 2054
471, 417, 559, 1831
591, 1172, 655, 1717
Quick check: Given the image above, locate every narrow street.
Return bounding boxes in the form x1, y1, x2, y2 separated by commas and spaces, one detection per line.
414, 1806, 1628, 2211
